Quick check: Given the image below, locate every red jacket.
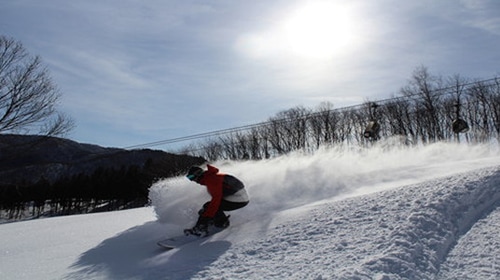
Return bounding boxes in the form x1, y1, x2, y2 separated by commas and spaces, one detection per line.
197, 165, 225, 218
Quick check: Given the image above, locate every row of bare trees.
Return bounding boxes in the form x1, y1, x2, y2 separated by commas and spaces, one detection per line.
184, 67, 500, 161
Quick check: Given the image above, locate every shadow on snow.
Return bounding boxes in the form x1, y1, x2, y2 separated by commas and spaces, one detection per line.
66, 221, 231, 280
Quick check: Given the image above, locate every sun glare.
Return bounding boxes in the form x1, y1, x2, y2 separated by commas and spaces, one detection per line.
283, 1, 355, 59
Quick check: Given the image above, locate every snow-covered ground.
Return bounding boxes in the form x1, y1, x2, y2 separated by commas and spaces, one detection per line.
1, 142, 499, 279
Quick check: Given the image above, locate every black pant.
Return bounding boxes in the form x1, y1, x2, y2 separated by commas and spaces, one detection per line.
200, 200, 249, 226
201, 200, 249, 213
219, 200, 249, 211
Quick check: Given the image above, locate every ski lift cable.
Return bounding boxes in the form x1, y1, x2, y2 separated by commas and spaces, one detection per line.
124, 77, 499, 150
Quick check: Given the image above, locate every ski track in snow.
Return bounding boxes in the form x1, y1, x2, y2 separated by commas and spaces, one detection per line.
438, 204, 500, 279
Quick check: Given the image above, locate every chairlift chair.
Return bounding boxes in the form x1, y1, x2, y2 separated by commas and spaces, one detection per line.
364, 120, 380, 139
452, 119, 469, 134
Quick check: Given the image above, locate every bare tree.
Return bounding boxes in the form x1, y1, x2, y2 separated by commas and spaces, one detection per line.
400, 66, 445, 142
0, 36, 74, 136
309, 101, 337, 148
490, 78, 500, 139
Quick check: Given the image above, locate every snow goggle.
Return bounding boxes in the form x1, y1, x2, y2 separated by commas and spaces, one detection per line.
186, 174, 197, 181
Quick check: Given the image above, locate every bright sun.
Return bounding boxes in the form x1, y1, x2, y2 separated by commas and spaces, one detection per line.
283, 1, 355, 59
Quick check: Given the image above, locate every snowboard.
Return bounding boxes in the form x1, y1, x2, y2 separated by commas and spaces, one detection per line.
157, 226, 227, 249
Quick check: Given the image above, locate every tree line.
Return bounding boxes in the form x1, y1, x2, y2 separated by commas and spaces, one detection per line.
183, 67, 500, 161
0, 154, 205, 221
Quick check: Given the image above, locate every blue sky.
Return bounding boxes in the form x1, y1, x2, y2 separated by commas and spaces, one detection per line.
1, 0, 499, 150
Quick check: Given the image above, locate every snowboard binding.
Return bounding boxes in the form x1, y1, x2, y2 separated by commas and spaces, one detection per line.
183, 227, 209, 237
184, 215, 230, 237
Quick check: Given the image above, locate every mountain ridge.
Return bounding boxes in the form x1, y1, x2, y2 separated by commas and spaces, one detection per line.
0, 134, 204, 185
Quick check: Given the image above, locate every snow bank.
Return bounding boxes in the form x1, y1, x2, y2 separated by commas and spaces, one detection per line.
358, 167, 500, 279
200, 166, 500, 280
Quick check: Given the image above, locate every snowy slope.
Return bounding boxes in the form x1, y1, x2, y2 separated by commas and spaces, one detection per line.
1, 142, 499, 280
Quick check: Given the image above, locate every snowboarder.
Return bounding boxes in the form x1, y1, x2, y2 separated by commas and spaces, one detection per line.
185, 164, 249, 235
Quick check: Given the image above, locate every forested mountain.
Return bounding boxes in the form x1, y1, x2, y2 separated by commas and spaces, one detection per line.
0, 134, 205, 221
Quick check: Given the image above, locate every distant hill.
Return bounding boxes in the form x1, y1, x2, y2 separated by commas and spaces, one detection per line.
0, 134, 206, 221
0, 134, 204, 185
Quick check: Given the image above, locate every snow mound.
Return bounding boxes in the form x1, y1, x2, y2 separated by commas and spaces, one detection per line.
190, 166, 499, 279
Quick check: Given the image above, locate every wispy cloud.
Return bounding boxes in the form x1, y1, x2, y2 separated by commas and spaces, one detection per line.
457, 0, 500, 35
1, 0, 499, 148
